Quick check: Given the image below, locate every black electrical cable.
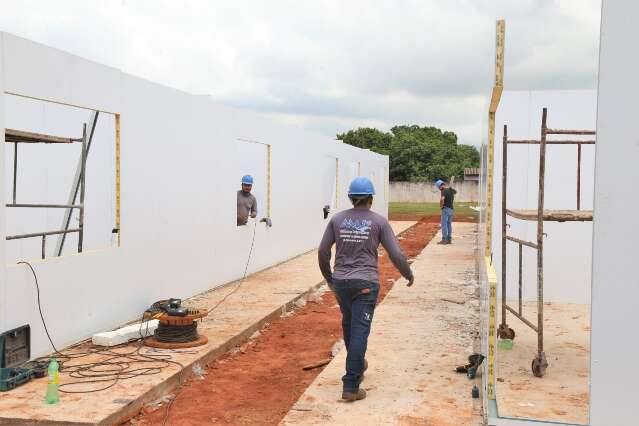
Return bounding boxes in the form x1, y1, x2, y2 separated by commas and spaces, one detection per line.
154, 322, 199, 344
207, 219, 258, 314
18, 261, 60, 354
16, 217, 258, 421
18, 261, 185, 395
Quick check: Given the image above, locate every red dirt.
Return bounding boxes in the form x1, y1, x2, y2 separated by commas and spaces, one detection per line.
389, 213, 478, 223
130, 219, 439, 426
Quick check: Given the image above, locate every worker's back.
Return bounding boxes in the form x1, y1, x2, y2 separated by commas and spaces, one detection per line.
443, 187, 456, 209
318, 208, 412, 284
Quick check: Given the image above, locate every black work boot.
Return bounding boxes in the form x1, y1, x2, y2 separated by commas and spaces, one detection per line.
437, 240, 447, 245
342, 388, 367, 402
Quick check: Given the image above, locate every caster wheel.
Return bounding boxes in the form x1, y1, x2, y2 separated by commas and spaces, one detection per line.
532, 354, 549, 378
497, 324, 516, 340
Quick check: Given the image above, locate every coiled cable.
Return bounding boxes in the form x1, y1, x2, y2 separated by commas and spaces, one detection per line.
154, 322, 199, 344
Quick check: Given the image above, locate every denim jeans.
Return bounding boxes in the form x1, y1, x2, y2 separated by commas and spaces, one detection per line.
441, 207, 454, 242
331, 279, 379, 393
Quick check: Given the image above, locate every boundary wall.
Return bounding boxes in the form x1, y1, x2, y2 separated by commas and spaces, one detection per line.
389, 180, 478, 203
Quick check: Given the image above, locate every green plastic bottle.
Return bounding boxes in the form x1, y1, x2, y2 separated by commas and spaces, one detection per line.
45, 357, 59, 404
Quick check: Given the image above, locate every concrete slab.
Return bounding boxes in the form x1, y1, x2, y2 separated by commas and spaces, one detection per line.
281, 223, 483, 426
496, 301, 590, 424
389, 220, 417, 236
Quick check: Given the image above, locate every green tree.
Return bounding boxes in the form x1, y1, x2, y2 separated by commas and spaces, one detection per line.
335, 127, 392, 155
336, 125, 479, 182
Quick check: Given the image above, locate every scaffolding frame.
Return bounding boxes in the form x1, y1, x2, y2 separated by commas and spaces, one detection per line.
5, 123, 89, 259
498, 107, 595, 377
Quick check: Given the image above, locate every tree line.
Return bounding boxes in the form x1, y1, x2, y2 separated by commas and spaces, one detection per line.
336, 125, 479, 182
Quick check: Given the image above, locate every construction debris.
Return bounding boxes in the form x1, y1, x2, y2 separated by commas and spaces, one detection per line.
302, 359, 331, 370
442, 297, 466, 305
331, 340, 345, 357
192, 363, 205, 379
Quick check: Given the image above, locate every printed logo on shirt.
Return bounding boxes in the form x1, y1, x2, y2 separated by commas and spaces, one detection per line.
363, 312, 372, 321
339, 218, 372, 243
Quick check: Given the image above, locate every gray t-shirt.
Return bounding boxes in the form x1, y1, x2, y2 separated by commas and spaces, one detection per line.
318, 208, 413, 284
237, 190, 257, 226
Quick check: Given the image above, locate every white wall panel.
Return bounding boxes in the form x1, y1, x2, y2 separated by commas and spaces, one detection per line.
590, 1, 639, 423
0, 32, 389, 357
0, 33, 6, 334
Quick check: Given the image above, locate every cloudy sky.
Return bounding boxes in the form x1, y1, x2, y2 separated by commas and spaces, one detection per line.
0, 0, 601, 146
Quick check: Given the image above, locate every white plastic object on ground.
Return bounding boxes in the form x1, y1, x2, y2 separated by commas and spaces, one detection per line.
92, 320, 159, 347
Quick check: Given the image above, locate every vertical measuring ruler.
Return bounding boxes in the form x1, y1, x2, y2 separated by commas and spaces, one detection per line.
115, 114, 121, 246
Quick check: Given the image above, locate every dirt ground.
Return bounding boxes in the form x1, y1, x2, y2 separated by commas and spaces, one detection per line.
130, 218, 439, 426
389, 213, 478, 223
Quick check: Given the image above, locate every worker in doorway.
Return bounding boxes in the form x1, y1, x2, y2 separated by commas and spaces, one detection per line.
237, 175, 258, 226
436, 179, 457, 244
318, 177, 414, 402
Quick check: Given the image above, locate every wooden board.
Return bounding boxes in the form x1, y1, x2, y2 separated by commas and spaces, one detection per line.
5, 128, 76, 144
506, 209, 593, 222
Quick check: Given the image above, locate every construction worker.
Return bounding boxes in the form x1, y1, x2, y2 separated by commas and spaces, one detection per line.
318, 177, 414, 402
436, 179, 457, 244
237, 175, 257, 226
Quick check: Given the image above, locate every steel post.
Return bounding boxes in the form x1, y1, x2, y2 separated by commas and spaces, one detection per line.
13, 142, 18, 204
78, 124, 87, 252
501, 124, 508, 327
577, 144, 582, 210
518, 243, 523, 315
56, 111, 98, 256
537, 108, 547, 357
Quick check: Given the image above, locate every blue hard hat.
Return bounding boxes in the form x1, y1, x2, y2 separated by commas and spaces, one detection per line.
241, 175, 254, 185
348, 177, 375, 196
435, 179, 445, 188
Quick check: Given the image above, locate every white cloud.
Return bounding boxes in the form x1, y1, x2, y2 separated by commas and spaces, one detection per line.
0, 0, 601, 146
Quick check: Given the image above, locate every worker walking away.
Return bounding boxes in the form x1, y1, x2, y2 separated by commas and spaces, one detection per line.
237, 175, 258, 226
436, 179, 457, 244
318, 177, 414, 402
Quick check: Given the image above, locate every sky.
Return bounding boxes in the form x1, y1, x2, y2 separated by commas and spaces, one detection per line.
0, 0, 601, 146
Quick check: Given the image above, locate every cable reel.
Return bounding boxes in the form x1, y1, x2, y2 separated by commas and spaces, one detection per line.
143, 299, 209, 349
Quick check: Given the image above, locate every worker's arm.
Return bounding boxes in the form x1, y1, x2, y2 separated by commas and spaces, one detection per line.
318, 220, 336, 285
440, 194, 445, 209
380, 222, 414, 286
250, 196, 258, 218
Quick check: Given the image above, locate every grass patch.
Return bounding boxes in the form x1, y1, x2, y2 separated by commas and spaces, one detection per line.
389, 202, 478, 219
